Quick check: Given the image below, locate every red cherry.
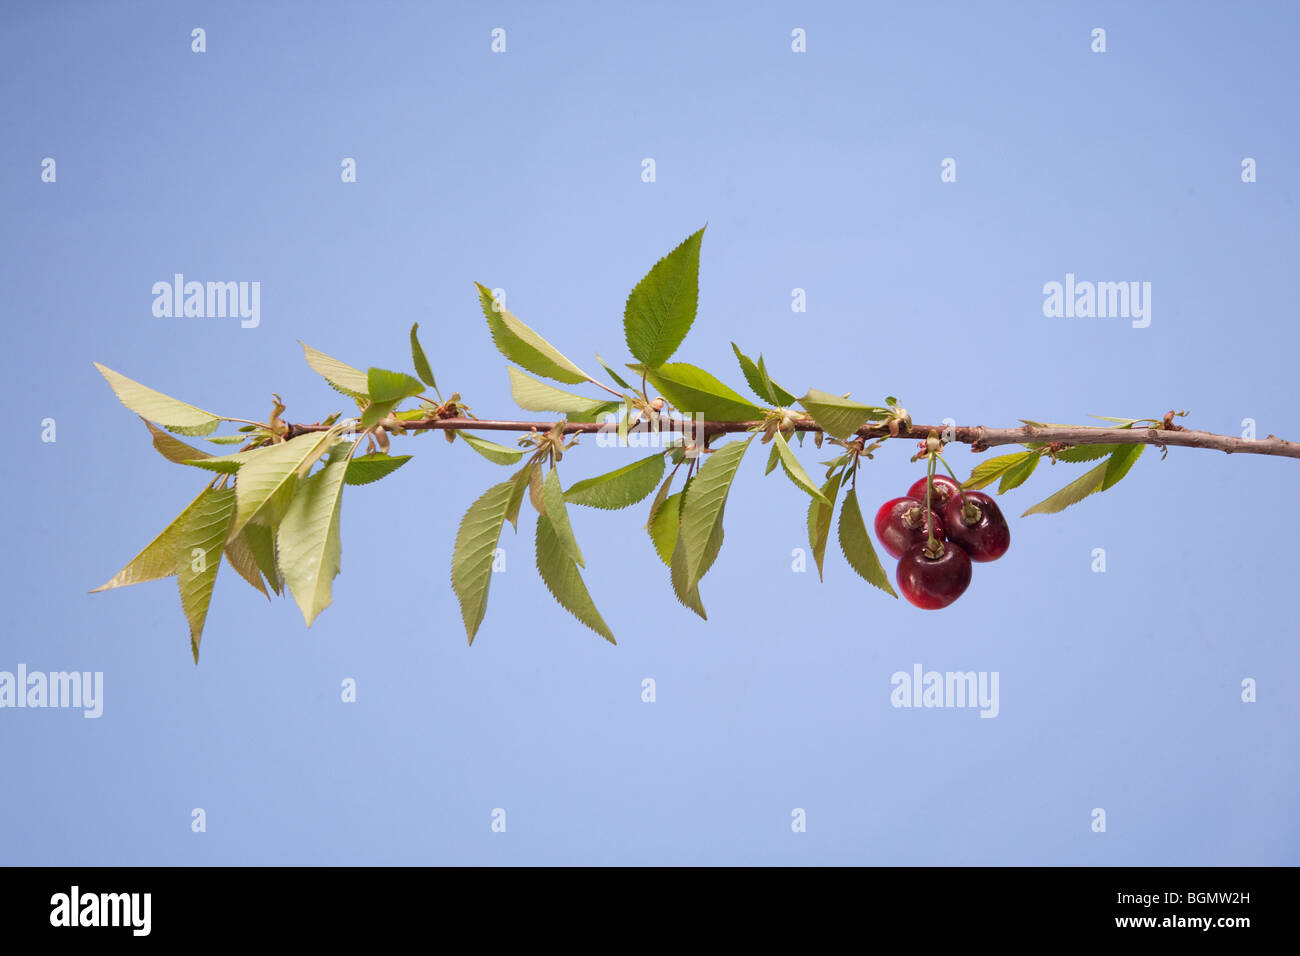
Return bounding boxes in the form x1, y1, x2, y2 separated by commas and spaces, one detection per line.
896, 541, 972, 609
874, 496, 946, 560
906, 474, 962, 514
942, 490, 1011, 562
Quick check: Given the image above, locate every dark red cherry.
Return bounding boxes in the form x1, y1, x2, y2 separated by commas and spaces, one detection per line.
906, 474, 962, 514
942, 490, 1011, 562
896, 541, 972, 610
874, 496, 946, 560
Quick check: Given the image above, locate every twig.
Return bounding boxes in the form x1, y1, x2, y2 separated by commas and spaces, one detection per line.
281, 418, 1300, 460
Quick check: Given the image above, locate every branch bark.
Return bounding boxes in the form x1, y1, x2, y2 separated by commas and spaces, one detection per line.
283, 417, 1300, 460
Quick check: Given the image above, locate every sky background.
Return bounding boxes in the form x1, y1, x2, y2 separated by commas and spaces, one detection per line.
2, 0, 1297, 865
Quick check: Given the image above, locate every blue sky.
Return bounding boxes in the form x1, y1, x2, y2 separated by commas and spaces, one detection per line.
1, 0, 1297, 865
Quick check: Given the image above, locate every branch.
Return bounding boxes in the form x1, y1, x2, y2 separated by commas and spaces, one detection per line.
92, 213, 1300, 660
284, 417, 1300, 460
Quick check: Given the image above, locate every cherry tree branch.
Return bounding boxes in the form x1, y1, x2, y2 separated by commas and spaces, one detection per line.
283, 417, 1300, 459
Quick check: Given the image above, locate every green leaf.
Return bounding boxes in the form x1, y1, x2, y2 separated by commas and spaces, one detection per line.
564, 453, 665, 510
476, 282, 587, 384
638, 363, 764, 421
508, 367, 612, 415
504, 462, 534, 532
624, 226, 705, 368
176, 486, 237, 662
1053, 443, 1122, 463
798, 389, 891, 440
646, 470, 676, 530
279, 441, 356, 626
731, 343, 797, 407
204, 435, 247, 445
224, 527, 270, 599
595, 353, 633, 390
457, 432, 525, 465
535, 514, 615, 644
344, 452, 413, 485
673, 436, 753, 596
764, 442, 781, 475
142, 419, 212, 465
838, 487, 898, 597
807, 470, 844, 581
1089, 415, 1145, 425
669, 477, 726, 619
649, 490, 683, 565
528, 460, 546, 515
756, 354, 797, 406
361, 366, 423, 429
94, 363, 221, 436
229, 430, 340, 541
732, 342, 777, 404
563, 401, 623, 423
450, 476, 517, 643
360, 400, 397, 429
242, 522, 281, 595
1102, 443, 1144, 490
998, 453, 1040, 493
821, 454, 851, 476
410, 323, 438, 391
1022, 460, 1109, 516
772, 431, 829, 503
300, 342, 369, 401
91, 486, 213, 592
541, 468, 584, 567
964, 451, 1036, 490
183, 447, 261, 474
366, 367, 424, 404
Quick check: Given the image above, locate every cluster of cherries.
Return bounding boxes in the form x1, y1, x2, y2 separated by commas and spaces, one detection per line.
874, 474, 1010, 609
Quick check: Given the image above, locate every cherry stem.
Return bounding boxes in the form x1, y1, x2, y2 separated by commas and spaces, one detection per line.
924, 454, 937, 549
934, 452, 968, 506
